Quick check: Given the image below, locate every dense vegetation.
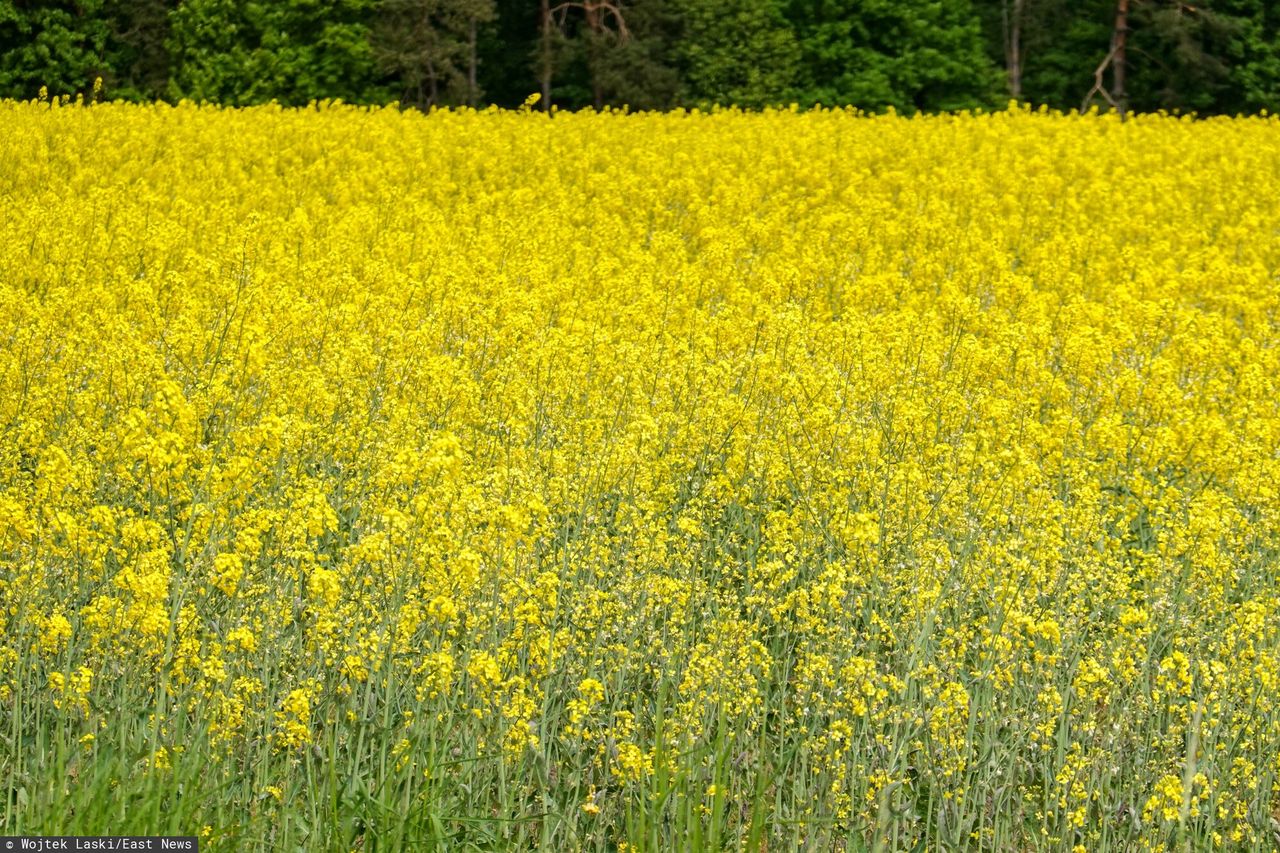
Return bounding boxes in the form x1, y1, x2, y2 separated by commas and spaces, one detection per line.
1, 0, 1278, 113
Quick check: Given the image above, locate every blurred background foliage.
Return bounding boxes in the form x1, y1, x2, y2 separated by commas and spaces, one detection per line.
0, 0, 1277, 113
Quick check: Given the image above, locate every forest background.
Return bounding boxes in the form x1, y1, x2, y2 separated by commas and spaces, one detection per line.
1, 1, 1277, 116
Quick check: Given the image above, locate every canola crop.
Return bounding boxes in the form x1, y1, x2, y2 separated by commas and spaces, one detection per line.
1, 100, 1279, 851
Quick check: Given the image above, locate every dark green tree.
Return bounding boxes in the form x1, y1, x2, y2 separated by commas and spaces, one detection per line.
373, 0, 495, 108
529, 0, 636, 109
1126, 0, 1239, 112
472, 0, 540, 107
789, 0, 1001, 112
1216, 0, 1280, 113
543, 0, 680, 109
167, 0, 385, 105
106, 0, 173, 100
977, 0, 1111, 110
0, 0, 111, 97
584, 0, 680, 109
674, 0, 800, 107
1077, 0, 1254, 115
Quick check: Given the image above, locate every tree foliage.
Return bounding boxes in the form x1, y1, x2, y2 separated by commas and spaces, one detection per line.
167, 0, 384, 105
373, 0, 495, 109
674, 0, 799, 108
0, 0, 1277, 113
790, 0, 1000, 111
0, 0, 110, 96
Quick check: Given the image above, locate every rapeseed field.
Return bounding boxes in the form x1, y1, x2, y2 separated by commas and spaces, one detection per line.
1, 98, 1278, 851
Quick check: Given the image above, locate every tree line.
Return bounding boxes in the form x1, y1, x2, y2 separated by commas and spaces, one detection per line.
1, 1, 1277, 114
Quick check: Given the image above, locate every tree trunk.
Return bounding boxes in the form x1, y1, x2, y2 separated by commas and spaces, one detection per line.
590, 35, 604, 109
1112, 0, 1129, 116
468, 16, 478, 106
539, 0, 553, 110
585, 3, 603, 109
1005, 0, 1025, 101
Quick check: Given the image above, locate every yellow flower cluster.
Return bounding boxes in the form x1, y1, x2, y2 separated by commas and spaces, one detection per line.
2, 98, 1280, 849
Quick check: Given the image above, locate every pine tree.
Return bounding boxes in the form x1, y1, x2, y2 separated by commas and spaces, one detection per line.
373, 0, 496, 108
584, 0, 680, 109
